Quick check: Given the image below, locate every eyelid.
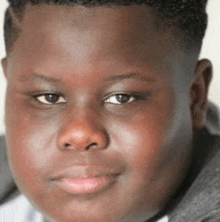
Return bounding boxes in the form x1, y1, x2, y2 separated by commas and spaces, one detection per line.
103, 92, 150, 105
33, 93, 66, 105
103, 92, 132, 100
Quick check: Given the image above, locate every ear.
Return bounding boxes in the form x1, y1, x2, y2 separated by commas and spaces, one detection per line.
1, 57, 8, 79
190, 59, 212, 131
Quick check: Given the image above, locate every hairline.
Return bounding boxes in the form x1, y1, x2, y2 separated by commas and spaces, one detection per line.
5, 2, 203, 57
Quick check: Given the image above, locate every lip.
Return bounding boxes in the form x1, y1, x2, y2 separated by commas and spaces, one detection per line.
51, 166, 120, 195
55, 175, 117, 194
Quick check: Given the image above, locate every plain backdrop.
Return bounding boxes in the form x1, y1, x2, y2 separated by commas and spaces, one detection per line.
0, 0, 220, 134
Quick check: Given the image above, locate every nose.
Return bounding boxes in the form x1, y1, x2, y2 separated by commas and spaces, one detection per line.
57, 113, 109, 151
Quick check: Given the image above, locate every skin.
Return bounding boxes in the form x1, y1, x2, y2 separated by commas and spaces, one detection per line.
2, 4, 212, 222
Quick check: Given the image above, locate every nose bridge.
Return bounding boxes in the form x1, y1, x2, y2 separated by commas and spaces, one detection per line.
57, 105, 109, 151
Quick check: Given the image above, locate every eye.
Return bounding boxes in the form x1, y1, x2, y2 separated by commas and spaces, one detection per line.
35, 94, 66, 105
104, 94, 135, 105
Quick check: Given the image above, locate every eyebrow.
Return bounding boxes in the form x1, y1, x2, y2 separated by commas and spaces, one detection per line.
20, 72, 156, 84
20, 73, 61, 83
105, 73, 156, 83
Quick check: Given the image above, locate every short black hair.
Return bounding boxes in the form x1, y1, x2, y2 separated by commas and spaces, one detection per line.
4, 0, 208, 55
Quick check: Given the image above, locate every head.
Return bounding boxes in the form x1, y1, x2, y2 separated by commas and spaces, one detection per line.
2, 0, 212, 222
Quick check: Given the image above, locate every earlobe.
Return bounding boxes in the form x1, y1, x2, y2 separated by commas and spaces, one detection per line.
1, 57, 8, 78
190, 59, 212, 131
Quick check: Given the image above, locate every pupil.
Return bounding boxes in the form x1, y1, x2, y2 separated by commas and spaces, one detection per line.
116, 94, 130, 103
45, 94, 59, 103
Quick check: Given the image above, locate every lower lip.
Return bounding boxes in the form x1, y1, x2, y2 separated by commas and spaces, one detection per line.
56, 176, 116, 195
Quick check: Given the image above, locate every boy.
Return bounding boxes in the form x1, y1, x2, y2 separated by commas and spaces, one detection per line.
0, 0, 220, 221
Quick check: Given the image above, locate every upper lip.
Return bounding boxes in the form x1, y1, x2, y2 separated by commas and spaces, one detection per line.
50, 165, 121, 181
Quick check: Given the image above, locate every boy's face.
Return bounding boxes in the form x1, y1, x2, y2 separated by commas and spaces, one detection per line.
3, 4, 208, 222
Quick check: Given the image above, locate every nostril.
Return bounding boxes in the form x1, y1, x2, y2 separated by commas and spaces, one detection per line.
64, 143, 71, 148
86, 142, 98, 150
62, 142, 99, 150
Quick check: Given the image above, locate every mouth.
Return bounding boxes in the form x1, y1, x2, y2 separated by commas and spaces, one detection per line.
55, 175, 117, 195
51, 166, 121, 195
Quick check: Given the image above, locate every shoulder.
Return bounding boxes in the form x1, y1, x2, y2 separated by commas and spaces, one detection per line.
0, 136, 17, 205
0, 194, 43, 222
169, 147, 220, 221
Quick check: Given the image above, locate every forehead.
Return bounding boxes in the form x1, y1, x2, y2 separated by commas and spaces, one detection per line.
20, 4, 161, 37
8, 4, 185, 84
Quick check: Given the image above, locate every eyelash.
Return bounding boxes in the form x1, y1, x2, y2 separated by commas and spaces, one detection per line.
34, 93, 66, 105
33, 92, 149, 105
104, 93, 148, 105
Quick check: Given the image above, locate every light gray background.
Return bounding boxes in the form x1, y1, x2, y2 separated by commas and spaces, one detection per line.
0, 0, 219, 134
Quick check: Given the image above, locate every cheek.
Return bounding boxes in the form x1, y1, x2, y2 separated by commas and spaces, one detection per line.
108, 92, 184, 188
112, 94, 175, 173
5, 96, 58, 194
114, 114, 168, 173
105, 112, 174, 211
